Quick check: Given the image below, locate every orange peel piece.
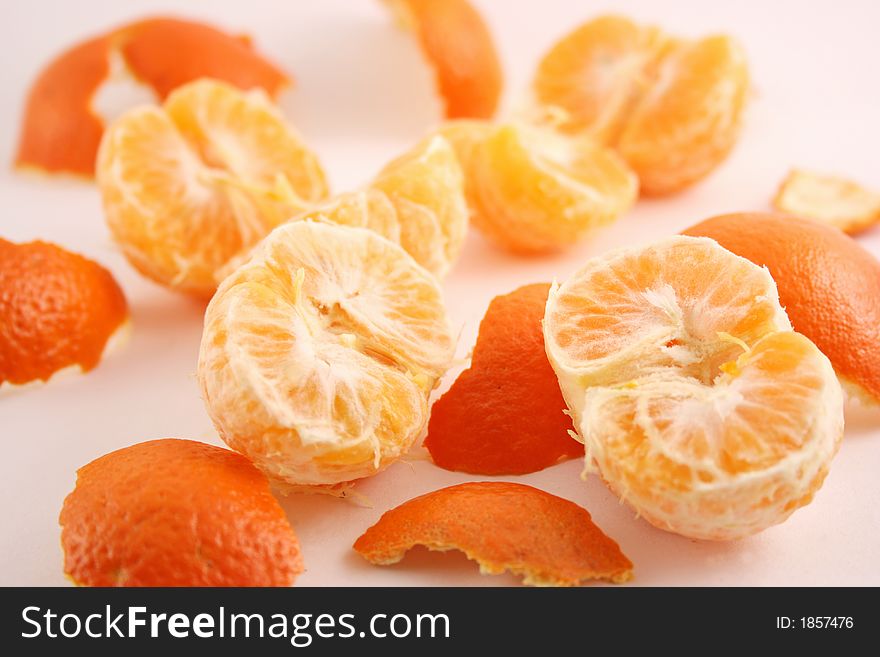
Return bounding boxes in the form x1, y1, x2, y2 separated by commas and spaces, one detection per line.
60, 439, 303, 586
15, 35, 112, 177
773, 169, 880, 235
425, 283, 582, 475
118, 17, 289, 101
354, 482, 633, 586
0, 238, 128, 386
15, 16, 290, 177
384, 0, 502, 119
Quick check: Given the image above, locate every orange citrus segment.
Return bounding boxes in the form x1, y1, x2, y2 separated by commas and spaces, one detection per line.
773, 169, 880, 235
198, 221, 454, 487
0, 239, 128, 386
59, 439, 302, 587
14, 16, 290, 177
442, 121, 637, 253
544, 235, 843, 540
288, 135, 467, 279
531, 15, 749, 195
97, 79, 327, 297
425, 283, 581, 475
684, 212, 880, 404
353, 481, 633, 586
384, 0, 502, 118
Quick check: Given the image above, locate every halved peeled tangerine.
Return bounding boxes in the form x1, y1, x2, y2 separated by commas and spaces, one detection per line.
531, 15, 749, 195
293, 134, 468, 278
97, 78, 328, 297
197, 220, 454, 490
437, 120, 637, 253
543, 236, 843, 540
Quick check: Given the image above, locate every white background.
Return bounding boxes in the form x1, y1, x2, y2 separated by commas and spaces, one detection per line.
1, 0, 878, 586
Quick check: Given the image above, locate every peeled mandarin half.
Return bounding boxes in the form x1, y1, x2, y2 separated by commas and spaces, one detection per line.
296, 135, 468, 278
0, 239, 128, 387
544, 235, 843, 540
425, 283, 581, 475
60, 439, 302, 587
773, 169, 880, 235
383, 0, 502, 119
354, 482, 633, 586
198, 221, 455, 488
15, 16, 290, 177
97, 79, 327, 297
442, 121, 637, 253
531, 15, 749, 195
685, 212, 880, 405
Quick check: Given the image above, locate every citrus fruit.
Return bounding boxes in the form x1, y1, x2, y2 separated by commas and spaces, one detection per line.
353, 481, 633, 586
197, 220, 455, 489
439, 121, 637, 253
773, 169, 880, 235
544, 235, 844, 540
425, 283, 581, 475
97, 78, 327, 297
0, 239, 128, 387
383, 0, 502, 119
531, 15, 749, 195
60, 439, 302, 586
685, 212, 880, 405
297, 135, 468, 278
15, 16, 289, 177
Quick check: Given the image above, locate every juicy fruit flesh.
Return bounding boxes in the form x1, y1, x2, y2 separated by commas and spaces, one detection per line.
773, 169, 880, 235
684, 212, 880, 404
198, 221, 454, 487
0, 239, 128, 386
278, 135, 467, 280
532, 15, 749, 195
97, 79, 327, 297
544, 235, 843, 540
354, 482, 633, 586
444, 120, 637, 253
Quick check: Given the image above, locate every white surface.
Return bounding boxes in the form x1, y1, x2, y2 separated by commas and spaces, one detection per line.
1, 0, 879, 586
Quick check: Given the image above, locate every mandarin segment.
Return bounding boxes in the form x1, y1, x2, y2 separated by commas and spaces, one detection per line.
59, 439, 302, 587
544, 235, 843, 540
0, 239, 128, 386
684, 213, 880, 404
425, 284, 581, 475
773, 169, 880, 235
353, 482, 633, 586
531, 15, 749, 195
198, 221, 454, 488
384, 0, 502, 119
15, 16, 290, 177
446, 121, 637, 253
97, 79, 327, 297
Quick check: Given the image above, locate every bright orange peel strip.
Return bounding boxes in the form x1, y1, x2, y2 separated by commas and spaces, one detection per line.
384, 0, 503, 119
15, 16, 290, 177
354, 481, 633, 586
425, 283, 581, 475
